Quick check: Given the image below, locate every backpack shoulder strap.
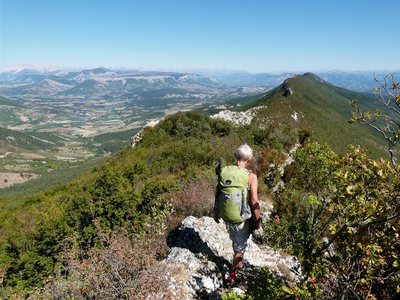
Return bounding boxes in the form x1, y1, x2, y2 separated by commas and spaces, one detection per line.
215, 156, 222, 177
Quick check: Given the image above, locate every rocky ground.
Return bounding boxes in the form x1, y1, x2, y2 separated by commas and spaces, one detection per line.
154, 210, 300, 299
210, 106, 266, 126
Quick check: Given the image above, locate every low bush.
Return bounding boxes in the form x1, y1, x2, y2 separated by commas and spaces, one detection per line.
169, 172, 215, 217
27, 226, 169, 300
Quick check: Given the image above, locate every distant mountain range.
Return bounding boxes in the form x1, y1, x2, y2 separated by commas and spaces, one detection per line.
1, 66, 399, 102
0, 67, 266, 101
202, 70, 400, 92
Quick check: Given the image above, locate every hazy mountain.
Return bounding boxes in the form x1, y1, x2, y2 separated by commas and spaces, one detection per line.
317, 71, 400, 92
15, 78, 74, 97
0, 68, 229, 100
199, 71, 295, 88
201, 70, 400, 92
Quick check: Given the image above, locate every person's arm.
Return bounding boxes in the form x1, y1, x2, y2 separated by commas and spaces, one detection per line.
249, 172, 261, 229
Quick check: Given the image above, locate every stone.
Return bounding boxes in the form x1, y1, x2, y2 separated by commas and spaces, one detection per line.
232, 287, 245, 295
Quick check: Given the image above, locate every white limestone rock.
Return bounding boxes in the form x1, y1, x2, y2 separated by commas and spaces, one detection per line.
164, 215, 301, 299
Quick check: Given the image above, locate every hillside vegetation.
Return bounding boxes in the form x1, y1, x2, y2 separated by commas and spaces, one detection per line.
0, 127, 65, 152
0, 112, 297, 298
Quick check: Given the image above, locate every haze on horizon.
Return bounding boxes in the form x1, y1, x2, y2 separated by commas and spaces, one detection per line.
1, 0, 399, 73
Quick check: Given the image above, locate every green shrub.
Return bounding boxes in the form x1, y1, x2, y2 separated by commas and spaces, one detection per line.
264, 142, 400, 299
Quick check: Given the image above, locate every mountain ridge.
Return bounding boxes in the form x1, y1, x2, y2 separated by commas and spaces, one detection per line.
250, 73, 390, 157
206, 73, 391, 159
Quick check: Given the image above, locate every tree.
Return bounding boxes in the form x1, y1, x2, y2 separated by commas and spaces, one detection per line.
350, 75, 400, 166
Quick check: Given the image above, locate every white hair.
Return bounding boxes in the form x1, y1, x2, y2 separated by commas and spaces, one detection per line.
235, 144, 253, 161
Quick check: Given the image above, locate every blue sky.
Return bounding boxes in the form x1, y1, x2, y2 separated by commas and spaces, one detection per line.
1, 0, 399, 72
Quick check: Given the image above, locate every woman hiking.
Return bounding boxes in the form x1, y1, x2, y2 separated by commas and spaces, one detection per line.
213, 144, 261, 284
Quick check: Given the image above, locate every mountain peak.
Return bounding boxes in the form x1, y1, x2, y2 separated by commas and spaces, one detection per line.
282, 73, 326, 88
301, 72, 325, 82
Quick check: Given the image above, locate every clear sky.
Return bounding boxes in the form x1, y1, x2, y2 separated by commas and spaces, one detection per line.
1, 0, 399, 72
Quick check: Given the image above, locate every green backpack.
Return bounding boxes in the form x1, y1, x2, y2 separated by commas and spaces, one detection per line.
216, 165, 252, 224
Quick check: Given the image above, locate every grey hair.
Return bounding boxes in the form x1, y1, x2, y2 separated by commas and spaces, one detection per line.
235, 144, 253, 162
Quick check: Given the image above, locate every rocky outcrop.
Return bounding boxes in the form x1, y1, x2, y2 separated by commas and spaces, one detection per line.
283, 87, 294, 97
270, 143, 300, 193
131, 119, 161, 148
210, 106, 266, 126
159, 216, 300, 299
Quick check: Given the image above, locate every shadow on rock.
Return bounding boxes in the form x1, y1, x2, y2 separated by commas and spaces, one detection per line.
165, 217, 299, 299
167, 226, 231, 278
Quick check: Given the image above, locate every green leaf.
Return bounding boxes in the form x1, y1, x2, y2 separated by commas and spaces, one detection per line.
346, 185, 354, 195
282, 285, 295, 295
306, 195, 320, 207
350, 99, 359, 105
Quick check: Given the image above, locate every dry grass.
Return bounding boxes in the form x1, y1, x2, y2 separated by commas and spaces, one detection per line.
29, 226, 170, 300
256, 147, 285, 177
169, 175, 215, 218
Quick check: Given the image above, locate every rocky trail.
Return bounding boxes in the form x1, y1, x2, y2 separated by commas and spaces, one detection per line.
157, 208, 300, 299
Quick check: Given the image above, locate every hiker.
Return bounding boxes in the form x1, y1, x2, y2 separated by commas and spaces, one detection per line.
213, 144, 261, 283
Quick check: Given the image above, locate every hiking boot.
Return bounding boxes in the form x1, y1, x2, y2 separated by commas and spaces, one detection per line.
229, 271, 237, 284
